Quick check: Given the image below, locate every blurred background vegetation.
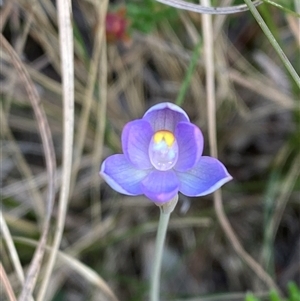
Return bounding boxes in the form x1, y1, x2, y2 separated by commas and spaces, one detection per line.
0, 0, 299, 300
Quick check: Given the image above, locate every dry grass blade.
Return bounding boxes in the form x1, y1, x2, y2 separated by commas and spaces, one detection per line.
244, 0, 300, 88
214, 190, 281, 291
0, 34, 57, 301
271, 154, 300, 241
0, 1, 13, 32
15, 237, 119, 301
156, 0, 262, 14
71, 0, 109, 196
0, 108, 45, 218
0, 262, 18, 301
1, 0, 297, 298
173, 291, 269, 301
0, 210, 25, 285
200, 0, 280, 293
200, 0, 217, 158
286, 15, 300, 46
228, 70, 296, 110
36, 0, 74, 300
91, 12, 108, 224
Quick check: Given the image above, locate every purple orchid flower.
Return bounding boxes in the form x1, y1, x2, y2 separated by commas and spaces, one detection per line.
100, 102, 232, 204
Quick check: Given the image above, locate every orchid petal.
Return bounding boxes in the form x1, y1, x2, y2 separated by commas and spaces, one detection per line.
143, 102, 189, 132
174, 122, 204, 172
177, 156, 232, 196
122, 119, 153, 169
141, 170, 179, 203
100, 154, 149, 195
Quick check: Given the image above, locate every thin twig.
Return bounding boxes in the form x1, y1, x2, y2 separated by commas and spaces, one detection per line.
200, 0, 281, 293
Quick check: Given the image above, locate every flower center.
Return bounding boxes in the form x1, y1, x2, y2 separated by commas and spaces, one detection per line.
149, 130, 178, 171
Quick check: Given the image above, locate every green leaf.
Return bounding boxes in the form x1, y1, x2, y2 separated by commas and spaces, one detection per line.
288, 282, 300, 301
245, 293, 261, 301
269, 290, 281, 301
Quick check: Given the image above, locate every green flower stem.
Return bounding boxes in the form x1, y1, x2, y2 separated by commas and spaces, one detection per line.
244, 0, 300, 89
150, 208, 171, 301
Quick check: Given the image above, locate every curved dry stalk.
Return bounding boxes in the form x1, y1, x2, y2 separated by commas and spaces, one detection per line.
0, 34, 57, 301
200, 0, 281, 293
156, 0, 262, 14
36, 0, 74, 300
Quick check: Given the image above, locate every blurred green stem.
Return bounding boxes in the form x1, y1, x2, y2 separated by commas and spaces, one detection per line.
244, 0, 300, 89
150, 208, 170, 301
176, 38, 202, 106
